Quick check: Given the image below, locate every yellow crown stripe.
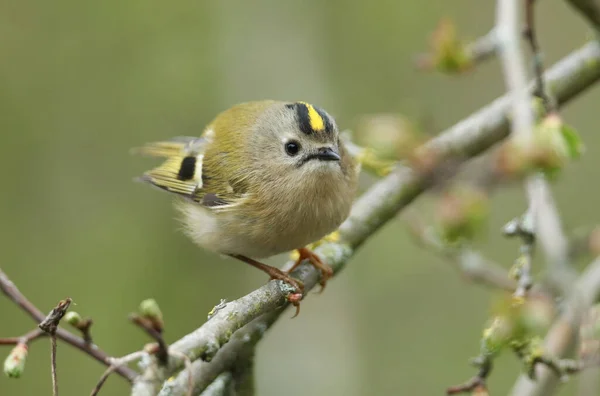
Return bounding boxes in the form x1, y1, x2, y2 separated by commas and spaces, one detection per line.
299, 101, 325, 132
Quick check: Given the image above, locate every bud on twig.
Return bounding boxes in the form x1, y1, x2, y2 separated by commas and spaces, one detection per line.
139, 299, 164, 332
481, 316, 514, 356
65, 311, 83, 327
3, 343, 27, 378
416, 19, 472, 73
494, 113, 583, 180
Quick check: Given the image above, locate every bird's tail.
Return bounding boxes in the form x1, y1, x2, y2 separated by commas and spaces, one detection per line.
131, 136, 205, 197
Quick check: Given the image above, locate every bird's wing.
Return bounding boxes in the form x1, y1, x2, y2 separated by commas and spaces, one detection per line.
133, 136, 246, 209
133, 136, 206, 198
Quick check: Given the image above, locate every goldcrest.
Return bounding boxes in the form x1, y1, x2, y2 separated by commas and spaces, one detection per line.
134, 100, 359, 311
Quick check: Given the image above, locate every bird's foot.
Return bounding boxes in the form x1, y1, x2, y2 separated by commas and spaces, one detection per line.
288, 247, 333, 293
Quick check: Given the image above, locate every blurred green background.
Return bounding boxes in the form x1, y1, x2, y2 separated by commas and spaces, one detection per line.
1, 1, 599, 395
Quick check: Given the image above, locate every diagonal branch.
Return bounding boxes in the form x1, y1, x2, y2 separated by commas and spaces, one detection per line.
131, 40, 600, 396
156, 311, 280, 396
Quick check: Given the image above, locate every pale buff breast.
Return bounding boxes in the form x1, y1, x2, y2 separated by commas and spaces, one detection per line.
177, 164, 356, 259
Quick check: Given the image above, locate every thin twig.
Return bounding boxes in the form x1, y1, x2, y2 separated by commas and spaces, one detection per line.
50, 335, 58, 396
0, 328, 44, 345
447, 357, 492, 394
38, 298, 72, 396
129, 314, 169, 365
503, 213, 535, 298
523, 0, 556, 112
0, 268, 138, 382
91, 366, 118, 396
70, 317, 94, 345
90, 351, 146, 396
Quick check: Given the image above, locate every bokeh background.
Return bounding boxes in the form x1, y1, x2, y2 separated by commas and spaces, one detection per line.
1, 1, 599, 395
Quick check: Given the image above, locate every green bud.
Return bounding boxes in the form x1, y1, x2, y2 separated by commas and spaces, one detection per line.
65, 311, 83, 327
494, 114, 583, 180
487, 295, 533, 347
481, 316, 513, 356
4, 344, 27, 378
528, 113, 583, 178
430, 19, 472, 73
139, 299, 164, 330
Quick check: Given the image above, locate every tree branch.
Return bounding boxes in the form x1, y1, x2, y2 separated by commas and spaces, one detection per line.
199, 373, 234, 396
465, 29, 500, 67
155, 311, 281, 396
130, 40, 600, 395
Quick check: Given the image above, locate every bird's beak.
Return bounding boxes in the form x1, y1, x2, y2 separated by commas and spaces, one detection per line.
316, 147, 341, 161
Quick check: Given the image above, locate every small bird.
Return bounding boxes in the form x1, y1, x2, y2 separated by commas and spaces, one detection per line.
133, 100, 359, 313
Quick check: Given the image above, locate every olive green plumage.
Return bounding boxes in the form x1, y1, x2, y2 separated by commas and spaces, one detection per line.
134, 100, 359, 259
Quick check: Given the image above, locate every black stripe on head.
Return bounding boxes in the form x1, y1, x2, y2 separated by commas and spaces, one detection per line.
177, 156, 196, 180
286, 102, 334, 135
295, 103, 314, 135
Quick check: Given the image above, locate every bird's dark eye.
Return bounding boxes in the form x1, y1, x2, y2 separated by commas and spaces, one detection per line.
285, 141, 300, 156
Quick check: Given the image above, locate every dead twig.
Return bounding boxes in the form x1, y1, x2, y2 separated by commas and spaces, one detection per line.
38, 298, 72, 396
447, 357, 492, 394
